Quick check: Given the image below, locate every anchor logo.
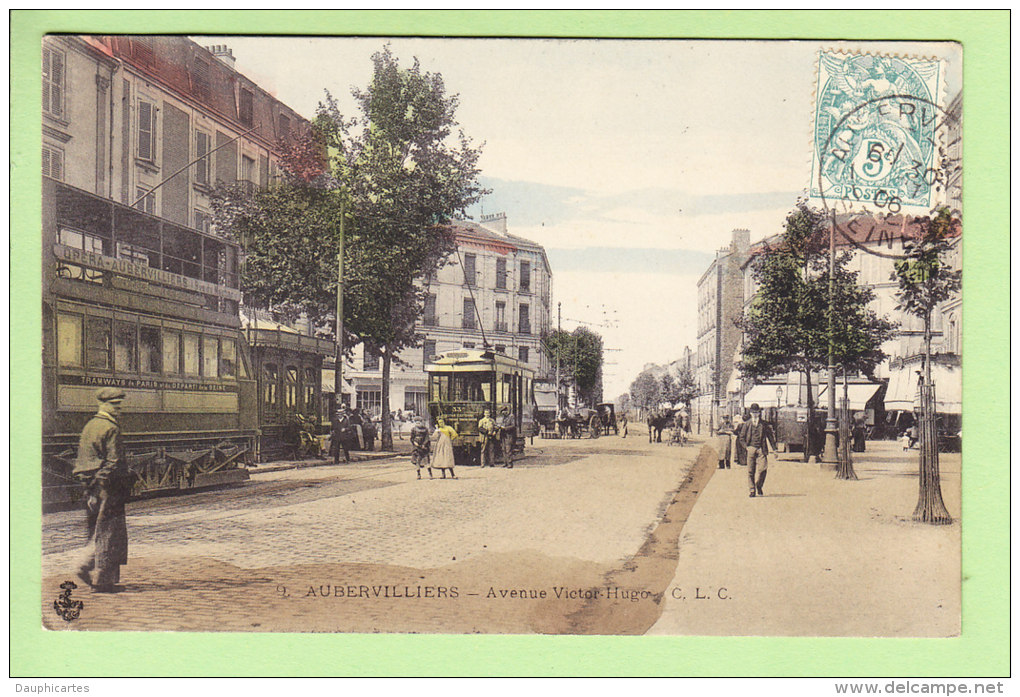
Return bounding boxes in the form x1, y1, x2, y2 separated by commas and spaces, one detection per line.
53, 580, 85, 622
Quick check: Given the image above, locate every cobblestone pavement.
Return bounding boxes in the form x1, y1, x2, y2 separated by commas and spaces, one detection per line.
42, 427, 704, 633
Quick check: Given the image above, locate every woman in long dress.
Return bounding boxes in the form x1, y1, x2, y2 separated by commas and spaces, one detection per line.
430, 418, 458, 479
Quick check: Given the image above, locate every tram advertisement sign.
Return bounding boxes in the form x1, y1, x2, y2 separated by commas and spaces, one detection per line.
53, 243, 243, 302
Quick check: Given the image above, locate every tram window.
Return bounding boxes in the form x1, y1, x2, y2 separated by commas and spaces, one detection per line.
113, 321, 137, 372
163, 226, 202, 281
182, 333, 200, 376
219, 339, 237, 380
139, 325, 161, 373
56, 313, 83, 368
304, 367, 316, 411
86, 317, 111, 370
285, 366, 299, 408
203, 238, 226, 285
453, 373, 492, 402
429, 374, 451, 402
163, 329, 181, 374
264, 364, 278, 408
59, 228, 105, 253
202, 335, 219, 378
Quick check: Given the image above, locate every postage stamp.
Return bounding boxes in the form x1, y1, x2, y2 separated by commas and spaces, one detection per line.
811, 51, 945, 212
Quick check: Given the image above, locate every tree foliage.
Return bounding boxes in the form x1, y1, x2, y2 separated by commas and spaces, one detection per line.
542, 326, 605, 407
893, 208, 962, 332
629, 368, 662, 411
213, 46, 486, 449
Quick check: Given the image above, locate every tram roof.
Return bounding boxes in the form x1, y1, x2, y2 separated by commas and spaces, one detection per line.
426, 349, 533, 375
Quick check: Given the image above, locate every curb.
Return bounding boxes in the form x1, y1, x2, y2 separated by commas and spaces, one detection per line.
251, 451, 408, 474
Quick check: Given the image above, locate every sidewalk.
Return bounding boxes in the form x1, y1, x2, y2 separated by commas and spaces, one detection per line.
253, 440, 413, 474
648, 440, 961, 637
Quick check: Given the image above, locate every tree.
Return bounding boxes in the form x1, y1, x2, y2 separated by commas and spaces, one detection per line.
214, 47, 485, 451
542, 326, 605, 407
737, 202, 896, 460
675, 366, 698, 410
894, 208, 961, 524
660, 372, 680, 406
629, 368, 661, 412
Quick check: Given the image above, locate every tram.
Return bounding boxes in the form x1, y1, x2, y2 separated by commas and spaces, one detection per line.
425, 348, 537, 465
42, 178, 257, 506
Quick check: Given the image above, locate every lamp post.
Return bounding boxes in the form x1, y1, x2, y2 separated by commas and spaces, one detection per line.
822, 209, 839, 463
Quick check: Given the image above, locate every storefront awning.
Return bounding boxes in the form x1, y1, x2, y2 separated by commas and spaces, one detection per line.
743, 384, 788, 408
885, 364, 961, 413
816, 383, 882, 411
320, 369, 354, 395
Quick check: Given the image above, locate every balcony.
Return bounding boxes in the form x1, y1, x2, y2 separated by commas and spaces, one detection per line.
422, 314, 438, 327
462, 317, 476, 330
494, 321, 508, 333
519, 322, 531, 335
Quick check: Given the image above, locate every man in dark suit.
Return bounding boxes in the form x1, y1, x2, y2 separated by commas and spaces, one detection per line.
738, 403, 778, 498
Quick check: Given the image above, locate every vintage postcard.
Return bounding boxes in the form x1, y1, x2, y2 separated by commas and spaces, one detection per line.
13, 10, 1009, 678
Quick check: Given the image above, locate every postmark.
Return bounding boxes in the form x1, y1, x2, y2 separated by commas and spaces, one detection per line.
811, 51, 948, 214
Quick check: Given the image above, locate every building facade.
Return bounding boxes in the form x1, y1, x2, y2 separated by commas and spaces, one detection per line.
347, 214, 554, 419
692, 229, 749, 432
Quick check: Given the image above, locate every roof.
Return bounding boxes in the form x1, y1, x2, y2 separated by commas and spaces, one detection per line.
78, 35, 308, 152
443, 219, 552, 276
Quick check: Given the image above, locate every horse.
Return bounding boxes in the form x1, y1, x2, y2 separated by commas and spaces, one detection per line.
647, 409, 675, 443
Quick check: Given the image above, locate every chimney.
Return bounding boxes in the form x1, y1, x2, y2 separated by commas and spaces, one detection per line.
205, 44, 236, 71
731, 228, 750, 256
480, 212, 508, 235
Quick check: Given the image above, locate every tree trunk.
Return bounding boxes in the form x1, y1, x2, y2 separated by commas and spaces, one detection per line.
913, 311, 952, 524
803, 365, 814, 462
381, 344, 393, 451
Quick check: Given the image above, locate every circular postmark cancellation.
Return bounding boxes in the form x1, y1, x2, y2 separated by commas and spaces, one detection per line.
810, 52, 961, 257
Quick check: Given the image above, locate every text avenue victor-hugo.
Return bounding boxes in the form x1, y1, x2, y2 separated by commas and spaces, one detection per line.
286, 585, 730, 601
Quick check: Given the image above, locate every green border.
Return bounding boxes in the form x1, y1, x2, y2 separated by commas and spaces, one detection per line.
11, 10, 1008, 677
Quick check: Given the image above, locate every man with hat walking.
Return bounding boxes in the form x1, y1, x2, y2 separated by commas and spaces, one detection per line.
330, 403, 352, 464
738, 403, 777, 498
73, 387, 134, 592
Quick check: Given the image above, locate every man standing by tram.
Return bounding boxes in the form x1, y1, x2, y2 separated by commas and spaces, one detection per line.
477, 408, 497, 468
73, 388, 135, 593
496, 406, 516, 468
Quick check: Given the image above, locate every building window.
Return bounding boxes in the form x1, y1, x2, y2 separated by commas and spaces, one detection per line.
56, 313, 83, 368
495, 301, 507, 332
42, 46, 65, 119
496, 258, 507, 289
182, 332, 200, 376
363, 345, 380, 371
463, 342, 475, 349
263, 363, 278, 409
135, 187, 155, 215
462, 298, 476, 329
194, 209, 212, 234
195, 131, 211, 186
163, 329, 181, 374
86, 317, 112, 371
285, 366, 299, 408
463, 253, 476, 286
519, 346, 529, 364
137, 99, 157, 163
139, 325, 161, 373
42, 145, 64, 180
423, 294, 437, 326
423, 340, 436, 369
494, 344, 506, 355
239, 88, 254, 127
357, 388, 382, 418
219, 338, 237, 379
279, 114, 290, 140
520, 261, 531, 292
241, 155, 256, 189
518, 304, 531, 335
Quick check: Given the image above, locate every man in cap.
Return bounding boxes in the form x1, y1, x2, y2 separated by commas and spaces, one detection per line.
477, 409, 497, 468
72, 387, 134, 592
496, 406, 515, 468
738, 403, 777, 498
330, 403, 352, 464
409, 416, 432, 479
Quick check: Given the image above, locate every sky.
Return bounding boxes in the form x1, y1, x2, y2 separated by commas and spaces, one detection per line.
201, 36, 961, 398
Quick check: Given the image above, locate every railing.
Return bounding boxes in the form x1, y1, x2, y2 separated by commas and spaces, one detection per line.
461, 317, 476, 330
422, 315, 438, 327
519, 322, 531, 335
494, 321, 508, 333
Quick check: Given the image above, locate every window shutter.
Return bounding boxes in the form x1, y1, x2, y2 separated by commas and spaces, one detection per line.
42, 48, 64, 118
138, 101, 154, 161
42, 146, 63, 180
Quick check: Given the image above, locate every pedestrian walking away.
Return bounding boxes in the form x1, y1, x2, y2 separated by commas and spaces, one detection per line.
477, 409, 497, 468
738, 403, 777, 498
619, 411, 628, 438
72, 387, 136, 593
430, 417, 458, 479
409, 416, 432, 479
716, 415, 735, 469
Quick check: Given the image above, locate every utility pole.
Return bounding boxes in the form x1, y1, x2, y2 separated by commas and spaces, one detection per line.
334, 199, 346, 408
822, 209, 839, 463
555, 302, 562, 409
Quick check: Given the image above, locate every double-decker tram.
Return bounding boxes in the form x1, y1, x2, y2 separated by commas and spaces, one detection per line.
42, 178, 257, 506
426, 349, 537, 465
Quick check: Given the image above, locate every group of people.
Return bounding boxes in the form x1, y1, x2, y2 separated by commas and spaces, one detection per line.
408, 406, 516, 479
716, 403, 777, 498
328, 403, 374, 464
